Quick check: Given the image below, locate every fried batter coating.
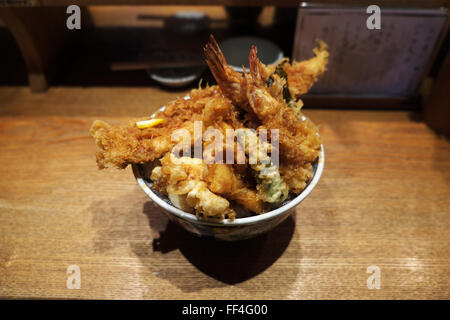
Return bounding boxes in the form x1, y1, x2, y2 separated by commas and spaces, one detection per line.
236, 128, 289, 204
91, 35, 327, 220
279, 162, 314, 194
284, 40, 329, 98
206, 164, 264, 214
244, 46, 322, 163
203, 35, 251, 113
151, 153, 236, 220
90, 85, 240, 169
204, 35, 328, 110
90, 119, 192, 169
255, 40, 328, 100
203, 36, 322, 164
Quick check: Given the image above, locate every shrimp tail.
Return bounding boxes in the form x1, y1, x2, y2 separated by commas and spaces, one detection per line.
248, 45, 264, 87
203, 35, 229, 84
242, 64, 250, 83
204, 34, 252, 113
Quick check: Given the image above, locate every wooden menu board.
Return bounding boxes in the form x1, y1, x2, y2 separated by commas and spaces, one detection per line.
293, 5, 448, 107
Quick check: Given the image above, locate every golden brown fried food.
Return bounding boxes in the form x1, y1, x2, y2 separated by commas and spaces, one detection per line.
203, 36, 322, 164
254, 41, 328, 100
279, 162, 314, 194
205, 36, 328, 110
151, 153, 236, 220
204, 35, 251, 113
90, 119, 192, 169
206, 164, 264, 214
244, 46, 322, 164
90, 85, 240, 169
91, 35, 327, 219
284, 40, 329, 98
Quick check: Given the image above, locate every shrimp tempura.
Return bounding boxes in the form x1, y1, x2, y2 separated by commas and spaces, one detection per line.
243, 46, 322, 164
283, 40, 329, 98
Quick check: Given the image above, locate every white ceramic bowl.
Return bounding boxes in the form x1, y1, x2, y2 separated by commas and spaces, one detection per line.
148, 71, 201, 88
132, 144, 324, 241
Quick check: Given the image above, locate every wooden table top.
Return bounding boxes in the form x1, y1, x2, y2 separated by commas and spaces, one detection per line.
0, 86, 449, 299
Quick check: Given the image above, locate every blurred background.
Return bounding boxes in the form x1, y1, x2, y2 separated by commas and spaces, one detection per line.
0, 1, 449, 132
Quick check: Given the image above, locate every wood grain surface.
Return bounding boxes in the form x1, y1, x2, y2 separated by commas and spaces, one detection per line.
0, 86, 449, 299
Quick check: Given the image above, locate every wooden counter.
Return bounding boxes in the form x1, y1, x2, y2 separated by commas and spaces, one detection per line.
0, 86, 449, 299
